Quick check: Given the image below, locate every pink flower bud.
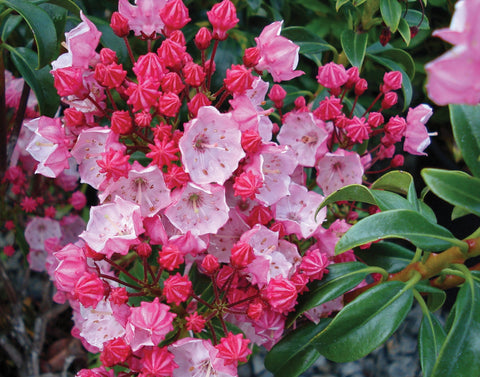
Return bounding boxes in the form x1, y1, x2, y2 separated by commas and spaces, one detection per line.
268, 84, 287, 108
381, 71, 403, 93
74, 272, 105, 309
187, 92, 211, 117
194, 27, 212, 50
69, 191, 87, 211
160, 0, 191, 36
94, 62, 127, 89
233, 171, 263, 201
224, 64, 254, 95
243, 47, 261, 68
230, 241, 255, 268
207, 0, 239, 40
391, 154, 405, 167
185, 312, 206, 333
100, 338, 131, 367
380, 26, 391, 46
100, 48, 118, 64
111, 110, 133, 134
161, 71, 185, 94
52, 67, 85, 97
354, 78, 368, 96
157, 92, 181, 118
110, 12, 129, 38
200, 254, 220, 275
182, 62, 205, 87
367, 112, 384, 128
381, 91, 398, 109
241, 129, 262, 153
316, 62, 348, 89
136, 242, 152, 258
345, 66, 360, 88
163, 273, 192, 306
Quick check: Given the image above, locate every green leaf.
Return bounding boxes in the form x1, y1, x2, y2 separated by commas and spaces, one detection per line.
47, 0, 82, 16
431, 279, 480, 377
449, 104, 480, 177
283, 26, 337, 65
371, 170, 413, 195
367, 53, 413, 110
419, 312, 446, 377
404, 9, 430, 30
415, 282, 446, 312
313, 281, 413, 362
265, 320, 331, 377
451, 205, 472, 220
341, 29, 368, 68
355, 242, 414, 273
317, 184, 377, 212
1, 0, 57, 68
7, 46, 59, 116
370, 190, 414, 211
397, 18, 411, 46
293, 262, 371, 322
422, 169, 480, 217
336, 0, 351, 11
380, 0, 402, 32
1, 14, 22, 41
335, 209, 465, 255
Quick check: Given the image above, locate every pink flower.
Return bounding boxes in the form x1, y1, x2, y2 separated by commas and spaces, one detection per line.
169, 338, 237, 377
316, 149, 364, 196
139, 347, 178, 377
179, 106, 245, 185
274, 183, 326, 239
118, 0, 168, 37
125, 297, 176, 352
255, 21, 304, 82
165, 182, 229, 236
24, 116, 71, 178
277, 111, 328, 167
99, 161, 171, 217
425, 0, 480, 105
79, 196, 144, 258
215, 332, 251, 366
51, 12, 101, 70
404, 104, 434, 156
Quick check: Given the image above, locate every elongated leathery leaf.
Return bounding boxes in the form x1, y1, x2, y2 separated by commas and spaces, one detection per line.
265, 319, 331, 377
419, 311, 446, 377
380, 0, 402, 32
356, 241, 414, 273
1, 0, 57, 68
371, 170, 413, 195
291, 262, 371, 323
313, 281, 413, 362
449, 104, 480, 177
335, 209, 466, 255
430, 279, 480, 377
341, 29, 368, 68
422, 169, 480, 217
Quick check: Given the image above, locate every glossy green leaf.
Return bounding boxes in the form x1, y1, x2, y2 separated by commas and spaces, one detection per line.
431, 279, 480, 377
355, 242, 414, 273
422, 169, 480, 217
404, 9, 429, 29
370, 190, 414, 212
317, 184, 376, 212
265, 320, 331, 377
40, 3, 67, 57
449, 104, 480, 177
397, 18, 411, 46
47, 0, 82, 16
336, 0, 351, 11
1, 0, 57, 68
7, 46, 59, 116
419, 312, 446, 377
415, 282, 446, 312
293, 262, 370, 322
451, 205, 471, 220
341, 29, 368, 68
371, 170, 413, 195
283, 26, 337, 65
418, 201, 437, 224
1, 14, 22, 41
313, 281, 413, 362
367, 53, 413, 110
335, 209, 465, 255
380, 0, 402, 32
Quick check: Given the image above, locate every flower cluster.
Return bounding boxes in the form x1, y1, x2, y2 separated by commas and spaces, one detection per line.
11, 0, 435, 376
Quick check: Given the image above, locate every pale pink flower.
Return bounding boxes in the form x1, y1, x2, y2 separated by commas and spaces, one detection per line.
252, 309, 285, 350
99, 161, 171, 217
255, 21, 304, 82
315, 149, 364, 196
78, 299, 128, 350
246, 143, 298, 206
274, 183, 326, 239
425, 0, 480, 105
179, 106, 245, 185
118, 0, 167, 37
51, 11, 101, 70
71, 127, 125, 189
404, 104, 434, 156
53, 243, 87, 297
169, 338, 237, 377
277, 111, 328, 167
124, 297, 176, 352
25, 216, 62, 272
25, 116, 71, 178
165, 182, 229, 236
79, 196, 144, 258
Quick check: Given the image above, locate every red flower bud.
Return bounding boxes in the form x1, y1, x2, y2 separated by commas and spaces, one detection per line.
110, 12, 130, 38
